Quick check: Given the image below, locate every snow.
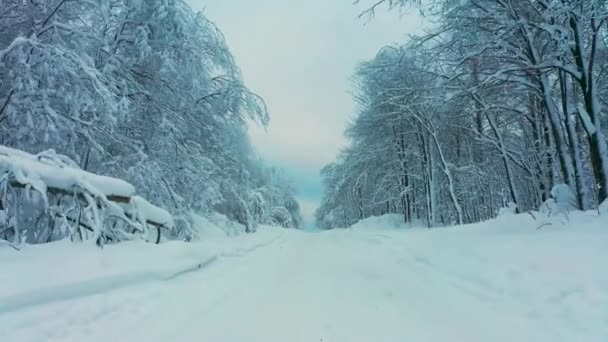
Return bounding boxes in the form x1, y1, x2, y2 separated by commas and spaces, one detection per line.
0, 145, 175, 241
498, 202, 518, 216
577, 103, 597, 135
551, 183, 578, 211
203, 212, 248, 236
600, 200, 608, 214
0, 36, 30, 61
190, 213, 230, 239
1, 213, 607, 341
0, 145, 135, 200
190, 213, 249, 239
127, 196, 174, 228
350, 213, 408, 230
540, 184, 580, 216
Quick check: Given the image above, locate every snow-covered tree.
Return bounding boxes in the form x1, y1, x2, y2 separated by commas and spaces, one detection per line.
318, 0, 608, 229
0, 0, 301, 244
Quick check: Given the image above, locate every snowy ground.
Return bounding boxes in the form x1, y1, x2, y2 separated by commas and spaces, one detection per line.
1, 213, 607, 342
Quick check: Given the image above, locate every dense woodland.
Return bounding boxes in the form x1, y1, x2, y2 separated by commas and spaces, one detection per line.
0, 0, 301, 245
317, 0, 608, 228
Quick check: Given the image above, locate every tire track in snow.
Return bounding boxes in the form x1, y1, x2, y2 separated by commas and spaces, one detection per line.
0, 256, 219, 316
0, 233, 286, 316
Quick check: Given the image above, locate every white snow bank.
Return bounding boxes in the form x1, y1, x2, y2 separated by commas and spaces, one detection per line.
125, 196, 174, 228
0, 145, 135, 199
190, 213, 234, 239
342, 210, 608, 341
350, 214, 408, 230
599, 200, 608, 214
190, 212, 275, 240
0, 226, 284, 315
498, 202, 518, 216
203, 212, 247, 236
0, 211, 606, 341
0, 240, 216, 314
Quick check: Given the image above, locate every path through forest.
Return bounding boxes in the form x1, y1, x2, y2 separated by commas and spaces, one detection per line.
1, 216, 607, 342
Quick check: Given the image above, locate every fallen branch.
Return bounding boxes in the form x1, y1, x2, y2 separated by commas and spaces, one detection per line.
536, 222, 552, 230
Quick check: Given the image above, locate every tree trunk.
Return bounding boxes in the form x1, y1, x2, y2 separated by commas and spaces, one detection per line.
540, 76, 576, 192
570, 12, 608, 204
560, 71, 585, 209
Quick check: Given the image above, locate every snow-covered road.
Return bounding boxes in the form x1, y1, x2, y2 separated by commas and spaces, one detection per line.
1, 214, 607, 342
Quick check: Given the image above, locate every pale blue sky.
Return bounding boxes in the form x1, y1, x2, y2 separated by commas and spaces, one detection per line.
186, 0, 423, 223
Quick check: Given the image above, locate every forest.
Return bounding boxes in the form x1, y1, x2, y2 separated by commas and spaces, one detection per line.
0, 0, 302, 247
1, 2, 607, 340
317, 0, 608, 228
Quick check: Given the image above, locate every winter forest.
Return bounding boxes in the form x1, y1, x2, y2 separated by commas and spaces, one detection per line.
0, 0, 302, 247
1, 1, 608, 341
316, 0, 608, 229
2, 0, 608, 244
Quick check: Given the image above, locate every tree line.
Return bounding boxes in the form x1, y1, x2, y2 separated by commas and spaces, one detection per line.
316, 0, 608, 228
0, 0, 301, 244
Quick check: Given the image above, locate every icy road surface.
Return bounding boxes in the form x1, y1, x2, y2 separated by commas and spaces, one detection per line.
1, 215, 607, 342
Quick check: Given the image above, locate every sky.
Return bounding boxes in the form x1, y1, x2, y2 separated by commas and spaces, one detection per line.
185, 0, 424, 224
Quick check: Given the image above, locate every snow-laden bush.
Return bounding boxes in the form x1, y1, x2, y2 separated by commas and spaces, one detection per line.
270, 207, 293, 228
247, 185, 302, 229
540, 184, 579, 217
551, 184, 579, 210
320, 207, 349, 229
